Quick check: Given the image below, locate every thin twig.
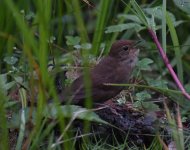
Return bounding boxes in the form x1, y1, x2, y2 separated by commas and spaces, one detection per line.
148, 28, 190, 100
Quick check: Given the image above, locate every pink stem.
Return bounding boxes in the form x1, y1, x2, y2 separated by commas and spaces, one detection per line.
148, 28, 190, 100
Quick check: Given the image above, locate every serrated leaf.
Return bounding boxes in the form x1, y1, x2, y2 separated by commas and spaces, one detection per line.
3, 56, 18, 65
173, 0, 190, 14
25, 11, 35, 20
74, 44, 81, 49
81, 43, 92, 50
65, 36, 81, 46
105, 23, 141, 33
146, 78, 168, 88
137, 58, 153, 71
141, 102, 160, 111
144, 6, 176, 22
135, 91, 151, 101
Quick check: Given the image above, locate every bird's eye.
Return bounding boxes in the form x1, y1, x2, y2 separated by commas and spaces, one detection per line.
122, 45, 129, 51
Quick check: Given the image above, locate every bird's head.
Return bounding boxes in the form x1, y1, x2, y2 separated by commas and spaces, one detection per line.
109, 40, 140, 68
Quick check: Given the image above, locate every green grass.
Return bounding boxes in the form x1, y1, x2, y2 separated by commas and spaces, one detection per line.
0, 0, 190, 149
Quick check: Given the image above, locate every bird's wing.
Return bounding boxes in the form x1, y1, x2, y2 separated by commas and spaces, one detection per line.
70, 56, 125, 104
71, 73, 123, 105
91, 56, 122, 87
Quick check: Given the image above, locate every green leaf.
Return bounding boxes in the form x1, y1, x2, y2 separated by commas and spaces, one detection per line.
8, 108, 33, 128
105, 23, 141, 33
5, 81, 16, 90
46, 105, 107, 124
135, 91, 151, 101
25, 11, 35, 20
73, 44, 81, 49
14, 76, 23, 84
146, 78, 168, 88
134, 91, 159, 111
144, 6, 176, 22
48, 36, 56, 44
130, 0, 148, 26
3, 56, 18, 65
4, 101, 18, 108
8, 112, 20, 128
0, 74, 7, 85
185, 83, 190, 93
137, 58, 153, 71
166, 11, 183, 84
173, 0, 190, 14
81, 43, 92, 50
141, 102, 160, 111
0, 74, 16, 94
117, 14, 142, 24
65, 36, 81, 46
0, 74, 8, 100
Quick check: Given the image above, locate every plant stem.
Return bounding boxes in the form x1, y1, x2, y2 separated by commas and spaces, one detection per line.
148, 28, 190, 100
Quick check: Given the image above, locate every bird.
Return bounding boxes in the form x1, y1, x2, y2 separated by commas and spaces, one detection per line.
60, 40, 140, 106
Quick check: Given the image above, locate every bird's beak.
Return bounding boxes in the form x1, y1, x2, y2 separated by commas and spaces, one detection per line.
135, 49, 140, 55
133, 40, 143, 48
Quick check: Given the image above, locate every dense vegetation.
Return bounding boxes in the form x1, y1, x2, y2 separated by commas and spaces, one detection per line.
0, 0, 190, 149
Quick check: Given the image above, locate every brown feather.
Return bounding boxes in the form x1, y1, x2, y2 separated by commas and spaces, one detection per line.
60, 40, 139, 106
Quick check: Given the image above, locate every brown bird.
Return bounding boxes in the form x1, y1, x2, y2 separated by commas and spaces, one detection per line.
61, 40, 140, 106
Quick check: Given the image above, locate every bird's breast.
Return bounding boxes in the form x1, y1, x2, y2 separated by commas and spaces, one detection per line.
115, 64, 132, 83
